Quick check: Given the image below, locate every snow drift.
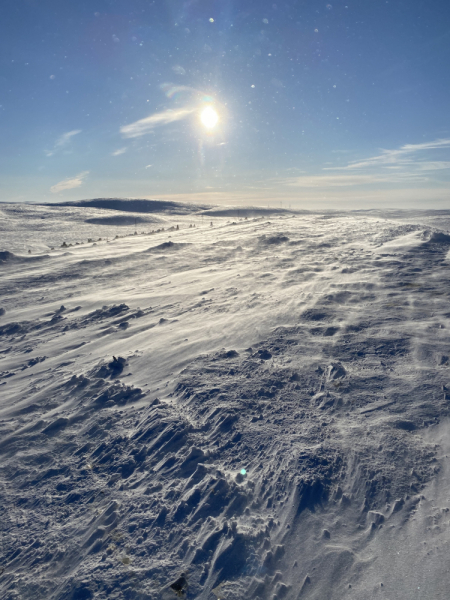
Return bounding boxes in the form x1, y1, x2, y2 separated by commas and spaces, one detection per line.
1, 207, 450, 599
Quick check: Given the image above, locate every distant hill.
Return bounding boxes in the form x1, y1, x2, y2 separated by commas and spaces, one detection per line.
201, 206, 307, 218
49, 198, 212, 215
47, 198, 312, 218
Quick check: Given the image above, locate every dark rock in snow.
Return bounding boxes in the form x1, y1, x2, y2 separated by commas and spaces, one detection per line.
217, 349, 239, 359
170, 573, 188, 595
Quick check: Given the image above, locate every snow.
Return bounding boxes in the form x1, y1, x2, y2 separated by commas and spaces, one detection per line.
2, 201, 450, 599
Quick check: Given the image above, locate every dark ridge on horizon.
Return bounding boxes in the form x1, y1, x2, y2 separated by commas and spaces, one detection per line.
3, 199, 450, 220
347, 208, 450, 216
200, 206, 308, 217
41, 198, 309, 218
45, 198, 212, 215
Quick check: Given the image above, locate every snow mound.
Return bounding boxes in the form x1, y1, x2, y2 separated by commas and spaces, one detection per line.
0, 250, 16, 262
258, 233, 290, 246
374, 229, 424, 252
85, 215, 160, 226
373, 227, 450, 253
301, 308, 333, 321
0, 250, 50, 264
422, 230, 450, 244
145, 241, 189, 252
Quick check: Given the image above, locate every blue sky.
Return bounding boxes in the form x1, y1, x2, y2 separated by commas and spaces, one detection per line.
1, 0, 450, 208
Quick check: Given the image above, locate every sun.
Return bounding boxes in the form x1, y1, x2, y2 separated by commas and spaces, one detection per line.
200, 106, 218, 129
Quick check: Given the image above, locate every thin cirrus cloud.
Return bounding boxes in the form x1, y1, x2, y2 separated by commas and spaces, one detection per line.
46, 129, 81, 157
283, 138, 450, 188
282, 173, 429, 188
50, 171, 89, 194
416, 161, 450, 171
331, 138, 450, 171
111, 147, 127, 156
55, 129, 82, 148
120, 107, 196, 139
119, 83, 217, 139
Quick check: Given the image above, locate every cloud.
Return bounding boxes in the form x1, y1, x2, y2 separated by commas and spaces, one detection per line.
119, 82, 225, 139
283, 138, 450, 189
50, 171, 89, 193
416, 161, 450, 171
330, 138, 450, 171
281, 173, 429, 188
120, 107, 196, 138
46, 129, 81, 157
55, 129, 82, 148
112, 147, 127, 156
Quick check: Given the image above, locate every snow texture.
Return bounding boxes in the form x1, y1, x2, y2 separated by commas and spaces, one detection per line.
2, 202, 450, 599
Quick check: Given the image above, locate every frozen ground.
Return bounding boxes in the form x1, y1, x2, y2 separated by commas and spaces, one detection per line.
2, 201, 450, 599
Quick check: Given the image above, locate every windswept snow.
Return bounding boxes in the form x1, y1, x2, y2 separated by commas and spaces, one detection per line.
2, 205, 450, 599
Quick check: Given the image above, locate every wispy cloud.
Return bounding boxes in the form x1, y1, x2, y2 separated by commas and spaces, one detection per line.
50, 171, 89, 193
111, 147, 127, 156
121, 107, 196, 138
330, 138, 450, 171
283, 138, 450, 189
120, 82, 223, 139
56, 129, 82, 148
282, 173, 429, 188
46, 129, 81, 157
416, 161, 450, 171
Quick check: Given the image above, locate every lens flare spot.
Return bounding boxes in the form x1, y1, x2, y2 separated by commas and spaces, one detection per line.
200, 106, 218, 129
240, 469, 247, 476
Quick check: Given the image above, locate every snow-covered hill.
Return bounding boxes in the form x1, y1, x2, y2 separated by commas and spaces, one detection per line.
2, 203, 450, 599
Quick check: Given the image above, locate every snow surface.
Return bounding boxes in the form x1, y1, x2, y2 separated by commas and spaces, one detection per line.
2, 202, 450, 599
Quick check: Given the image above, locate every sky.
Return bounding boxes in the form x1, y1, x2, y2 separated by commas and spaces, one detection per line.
1, 0, 450, 209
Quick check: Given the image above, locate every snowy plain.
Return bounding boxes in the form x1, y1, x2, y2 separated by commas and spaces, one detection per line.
2, 200, 450, 599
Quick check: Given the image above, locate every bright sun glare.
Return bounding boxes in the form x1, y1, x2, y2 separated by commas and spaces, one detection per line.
200, 106, 219, 129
